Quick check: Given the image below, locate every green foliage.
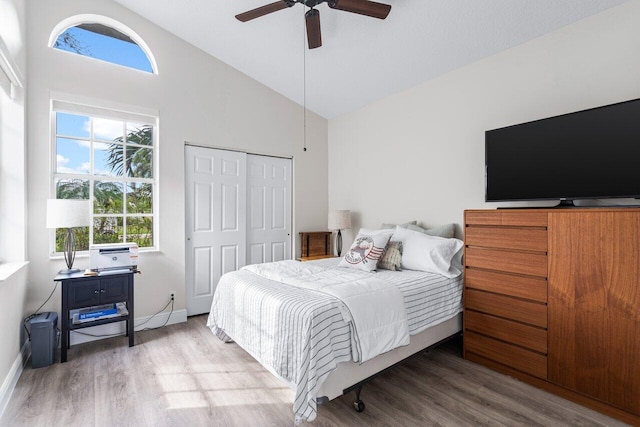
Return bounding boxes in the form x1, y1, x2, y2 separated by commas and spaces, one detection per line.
127, 217, 153, 248
127, 183, 153, 213
93, 217, 123, 245
94, 181, 123, 214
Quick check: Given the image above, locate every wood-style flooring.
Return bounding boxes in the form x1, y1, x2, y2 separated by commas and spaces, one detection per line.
1, 315, 628, 427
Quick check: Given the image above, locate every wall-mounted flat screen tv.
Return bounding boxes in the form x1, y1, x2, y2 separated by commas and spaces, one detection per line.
485, 98, 640, 205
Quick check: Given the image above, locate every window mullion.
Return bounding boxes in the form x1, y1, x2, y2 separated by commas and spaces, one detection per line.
122, 120, 128, 243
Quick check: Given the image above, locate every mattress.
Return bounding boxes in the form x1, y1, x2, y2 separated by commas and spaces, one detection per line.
207, 258, 463, 422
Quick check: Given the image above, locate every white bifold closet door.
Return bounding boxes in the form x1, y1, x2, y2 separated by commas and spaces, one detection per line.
185, 146, 291, 316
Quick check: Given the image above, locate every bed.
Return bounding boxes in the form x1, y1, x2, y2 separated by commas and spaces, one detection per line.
206, 255, 463, 422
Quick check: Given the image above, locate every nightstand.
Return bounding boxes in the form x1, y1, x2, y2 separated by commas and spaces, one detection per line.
54, 271, 135, 362
299, 231, 333, 260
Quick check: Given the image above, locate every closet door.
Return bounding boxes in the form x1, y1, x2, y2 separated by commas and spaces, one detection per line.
246, 155, 292, 264
185, 146, 247, 315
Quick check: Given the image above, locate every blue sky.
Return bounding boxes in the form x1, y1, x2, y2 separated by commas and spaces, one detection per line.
55, 26, 153, 73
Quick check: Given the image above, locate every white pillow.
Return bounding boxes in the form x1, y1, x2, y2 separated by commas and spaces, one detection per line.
340, 229, 393, 271
391, 226, 463, 277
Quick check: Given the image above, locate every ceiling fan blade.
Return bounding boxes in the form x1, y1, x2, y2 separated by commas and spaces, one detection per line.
235, 1, 294, 22
305, 9, 322, 49
328, 0, 391, 19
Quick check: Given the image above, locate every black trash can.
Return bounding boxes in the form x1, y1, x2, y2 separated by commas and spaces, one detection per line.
27, 312, 58, 368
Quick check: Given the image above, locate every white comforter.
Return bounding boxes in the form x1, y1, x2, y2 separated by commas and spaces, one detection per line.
207, 259, 463, 422
244, 260, 409, 363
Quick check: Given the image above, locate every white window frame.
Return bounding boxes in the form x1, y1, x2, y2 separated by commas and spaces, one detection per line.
50, 97, 159, 256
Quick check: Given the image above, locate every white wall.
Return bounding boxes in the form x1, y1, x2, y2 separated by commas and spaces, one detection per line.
0, 0, 28, 415
26, 0, 328, 325
328, 1, 640, 243
0, 0, 26, 262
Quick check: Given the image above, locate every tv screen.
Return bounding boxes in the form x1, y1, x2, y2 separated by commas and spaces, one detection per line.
485, 98, 640, 203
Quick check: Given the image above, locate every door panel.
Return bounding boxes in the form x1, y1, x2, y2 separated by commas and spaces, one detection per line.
185, 146, 247, 315
249, 243, 265, 264
221, 183, 240, 231
221, 245, 239, 275
193, 247, 213, 297
194, 182, 213, 231
246, 155, 292, 265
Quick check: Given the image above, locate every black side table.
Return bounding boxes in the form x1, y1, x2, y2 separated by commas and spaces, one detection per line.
54, 271, 135, 362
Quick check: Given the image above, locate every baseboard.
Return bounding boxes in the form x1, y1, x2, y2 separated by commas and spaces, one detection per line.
0, 340, 30, 420
70, 309, 188, 346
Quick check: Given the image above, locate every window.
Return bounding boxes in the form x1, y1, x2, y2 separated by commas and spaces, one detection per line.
52, 101, 157, 253
50, 16, 156, 74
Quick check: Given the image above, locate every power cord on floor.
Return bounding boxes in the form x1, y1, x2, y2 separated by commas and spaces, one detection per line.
70, 296, 175, 339
22, 282, 59, 341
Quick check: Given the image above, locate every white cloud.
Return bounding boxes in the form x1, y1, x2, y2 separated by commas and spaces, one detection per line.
93, 117, 123, 141
56, 154, 70, 166
56, 154, 90, 174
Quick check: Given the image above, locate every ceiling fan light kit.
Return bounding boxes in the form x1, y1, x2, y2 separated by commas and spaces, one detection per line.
235, 0, 392, 48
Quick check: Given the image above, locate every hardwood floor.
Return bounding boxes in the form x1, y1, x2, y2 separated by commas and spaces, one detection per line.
1, 315, 628, 427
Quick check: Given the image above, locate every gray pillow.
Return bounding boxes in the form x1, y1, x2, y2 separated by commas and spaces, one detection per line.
378, 241, 403, 271
406, 223, 456, 239
381, 221, 417, 229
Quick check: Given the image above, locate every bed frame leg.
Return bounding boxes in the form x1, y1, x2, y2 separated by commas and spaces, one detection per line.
353, 385, 365, 413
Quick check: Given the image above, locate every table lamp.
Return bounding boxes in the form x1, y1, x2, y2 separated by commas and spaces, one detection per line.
328, 210, 351, 257
46, 199, 91, 274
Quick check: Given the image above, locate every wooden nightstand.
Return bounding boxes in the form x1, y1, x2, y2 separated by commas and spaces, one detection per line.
299, 231, 333, 260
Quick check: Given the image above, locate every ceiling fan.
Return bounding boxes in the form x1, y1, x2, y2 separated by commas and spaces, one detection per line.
235, 0, 392, 49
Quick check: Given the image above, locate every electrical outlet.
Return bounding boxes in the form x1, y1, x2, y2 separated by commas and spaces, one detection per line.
170, 292, 175, 301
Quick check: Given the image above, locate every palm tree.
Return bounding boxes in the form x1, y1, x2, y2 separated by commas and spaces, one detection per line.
106, 126, 153, 177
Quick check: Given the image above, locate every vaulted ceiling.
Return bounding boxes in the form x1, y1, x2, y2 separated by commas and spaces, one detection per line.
114, 0, 629, 118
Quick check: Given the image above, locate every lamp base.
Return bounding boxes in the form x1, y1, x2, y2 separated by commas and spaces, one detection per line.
58, 268, 81, 275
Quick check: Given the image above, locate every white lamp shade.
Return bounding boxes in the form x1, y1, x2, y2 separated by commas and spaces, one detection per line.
46, 199, 91, 228
328, 210, 351, 230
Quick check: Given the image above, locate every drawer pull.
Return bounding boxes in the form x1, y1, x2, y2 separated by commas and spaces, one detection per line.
94, 290, 99, 294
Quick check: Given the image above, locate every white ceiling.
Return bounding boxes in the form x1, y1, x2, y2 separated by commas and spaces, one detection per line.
114, 0, 628, 119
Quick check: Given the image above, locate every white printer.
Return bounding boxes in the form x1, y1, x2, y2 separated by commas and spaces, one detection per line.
89, 243, 139, 273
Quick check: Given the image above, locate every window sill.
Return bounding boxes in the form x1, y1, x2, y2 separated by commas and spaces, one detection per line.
0, 261, 29, 283
48, 247, 160, 260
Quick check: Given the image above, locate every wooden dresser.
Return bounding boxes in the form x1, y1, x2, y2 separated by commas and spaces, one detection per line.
463, 209, 640, 425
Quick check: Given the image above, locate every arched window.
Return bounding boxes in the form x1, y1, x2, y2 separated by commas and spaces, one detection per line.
49, 15, 157, 74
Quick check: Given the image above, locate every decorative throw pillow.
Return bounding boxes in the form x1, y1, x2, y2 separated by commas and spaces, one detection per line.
339, 229, 393, 271
377, 241, 403, 271
391, 226, 463, 277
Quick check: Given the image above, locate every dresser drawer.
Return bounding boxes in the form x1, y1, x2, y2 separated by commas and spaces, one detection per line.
465, 289, 547, 328
465, 226, 547, 252
465, 310, 547, 354
465, 211, 548, 227
465, 268, 547, 303
465, 247, 547, 277
465, 331, 547, 379
465, 211, 502, 226
501, 211, 548, 227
